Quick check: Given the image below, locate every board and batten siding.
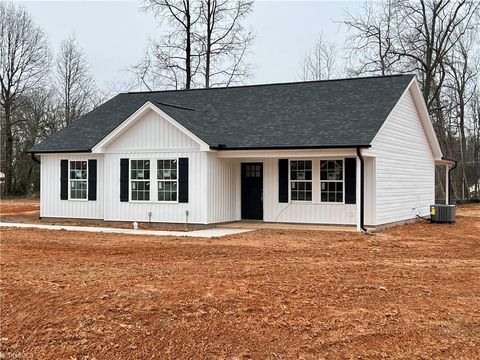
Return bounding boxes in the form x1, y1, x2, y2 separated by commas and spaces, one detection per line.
206, 154, 239, 223
103, 108, 207, 224
106, 109, 200, 152
369, 87, 435, 225
204, 155, 358, 225
40, 153, 104, 219
363, 156, 376, 226
38, 107, 209, 224
103, 151, 208, 223
263, 158, 357, 225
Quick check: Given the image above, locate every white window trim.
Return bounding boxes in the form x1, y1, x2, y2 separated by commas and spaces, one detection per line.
289, 159, 313, 203
156, 158, 179, 204
319, 158, 345, 205
68, 160, 88, 201
128, 158, 180, 203
129, 159, 151, 202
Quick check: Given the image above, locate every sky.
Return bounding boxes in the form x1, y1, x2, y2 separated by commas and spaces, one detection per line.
21, 0, 363, 92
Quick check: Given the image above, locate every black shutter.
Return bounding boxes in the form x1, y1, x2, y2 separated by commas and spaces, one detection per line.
88, 159, 97, 201
120, 158, 129, 202
278, 159, 289, 203
178, 157, 189, 203
345, 158, 356, 204
60, 159, 68, 200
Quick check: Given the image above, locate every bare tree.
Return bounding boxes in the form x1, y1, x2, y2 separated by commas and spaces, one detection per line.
342, 0, 479, 105
471, 89, 480, 197
342, 0, 401, 76
298, 33, 337, 81
13, 88, 58, 193
0, 2, 50, 196
106, 76, 140, 96
199, 0, 254, 87
136, 0, 200, 90
445, 31, 479, 198
395, 0, 479, 110
135, 0, 254, 90
55, 34, 97, 127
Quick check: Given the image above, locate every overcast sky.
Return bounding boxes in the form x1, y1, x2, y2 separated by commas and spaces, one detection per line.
22, 0, 363, 92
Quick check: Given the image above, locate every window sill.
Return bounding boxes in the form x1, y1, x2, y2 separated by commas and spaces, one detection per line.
288, 201, 347, 205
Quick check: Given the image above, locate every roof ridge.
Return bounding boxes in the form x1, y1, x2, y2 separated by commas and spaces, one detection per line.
125, 73, 416, 95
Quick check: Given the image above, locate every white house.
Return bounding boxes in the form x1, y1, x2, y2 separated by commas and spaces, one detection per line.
29, 75, 454, 231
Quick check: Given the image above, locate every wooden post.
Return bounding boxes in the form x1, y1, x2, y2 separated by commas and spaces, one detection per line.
445, 164, 450, 205
356, 156, 362, 231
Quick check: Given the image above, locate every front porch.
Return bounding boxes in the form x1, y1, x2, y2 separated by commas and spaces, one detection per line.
217, 220, 358, 232
213, 147, 373, 231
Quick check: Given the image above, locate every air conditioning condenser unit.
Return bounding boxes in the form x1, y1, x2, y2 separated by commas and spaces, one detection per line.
430, 204, 455, 224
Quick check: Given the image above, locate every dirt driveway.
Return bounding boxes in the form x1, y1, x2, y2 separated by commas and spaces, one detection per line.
1, 204, 479, 359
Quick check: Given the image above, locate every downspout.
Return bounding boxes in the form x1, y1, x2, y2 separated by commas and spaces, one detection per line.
30, 153, 40, 164
30, 153, 41, 220
447, 160, 457, 205
356, 147, 367, 232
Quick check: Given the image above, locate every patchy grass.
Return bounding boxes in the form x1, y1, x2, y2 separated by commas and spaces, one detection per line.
0, 204, 479, 359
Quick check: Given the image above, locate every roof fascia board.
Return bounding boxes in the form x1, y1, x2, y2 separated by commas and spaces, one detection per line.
210, 145, 371, 150
27, 149, 92, 154
214, 147, 368, 159
92, 101, 210, 153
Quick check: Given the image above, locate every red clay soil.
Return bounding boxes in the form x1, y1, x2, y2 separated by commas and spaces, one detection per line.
0, 205, 479, 359
0, 199, 39, 216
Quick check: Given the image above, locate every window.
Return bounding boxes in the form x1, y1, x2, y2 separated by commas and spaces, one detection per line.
290, 160, 312, 201
157, 159, 178, 202
131, 160, 150, 201
244, 164, 261, 178
69, 161, 88, 199
320, 160, 344, 203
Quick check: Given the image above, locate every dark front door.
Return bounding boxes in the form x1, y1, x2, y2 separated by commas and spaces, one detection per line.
241, 163, 263, 220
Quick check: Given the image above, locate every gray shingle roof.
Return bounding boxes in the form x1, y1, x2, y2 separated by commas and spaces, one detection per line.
29, 74, 415, 153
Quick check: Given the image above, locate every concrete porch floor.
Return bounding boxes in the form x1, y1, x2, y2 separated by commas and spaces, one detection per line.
217, 220, 358, 232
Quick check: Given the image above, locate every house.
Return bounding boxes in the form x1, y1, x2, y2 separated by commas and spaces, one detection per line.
28, 74, 455, 231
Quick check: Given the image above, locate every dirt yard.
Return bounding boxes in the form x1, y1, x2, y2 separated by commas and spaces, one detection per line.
0, 199, 39, 217
1, 203, 479, 359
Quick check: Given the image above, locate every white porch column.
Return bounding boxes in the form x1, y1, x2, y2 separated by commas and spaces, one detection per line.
445, 164, 450, 205
356, 156, 362, 231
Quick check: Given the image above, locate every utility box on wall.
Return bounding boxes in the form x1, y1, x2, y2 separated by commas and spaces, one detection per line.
430, 204, 456, 224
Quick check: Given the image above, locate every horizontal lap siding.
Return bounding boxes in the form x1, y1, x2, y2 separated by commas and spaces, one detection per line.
371, 88, 435, 225
40, 154, 104, 219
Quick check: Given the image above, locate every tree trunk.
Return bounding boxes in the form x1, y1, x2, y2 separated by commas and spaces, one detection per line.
204, 0, 212, 88
205, 42, 211, 88
3, 102, 14, 196
459, 103, 469, 199
185, 0, 191, 90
